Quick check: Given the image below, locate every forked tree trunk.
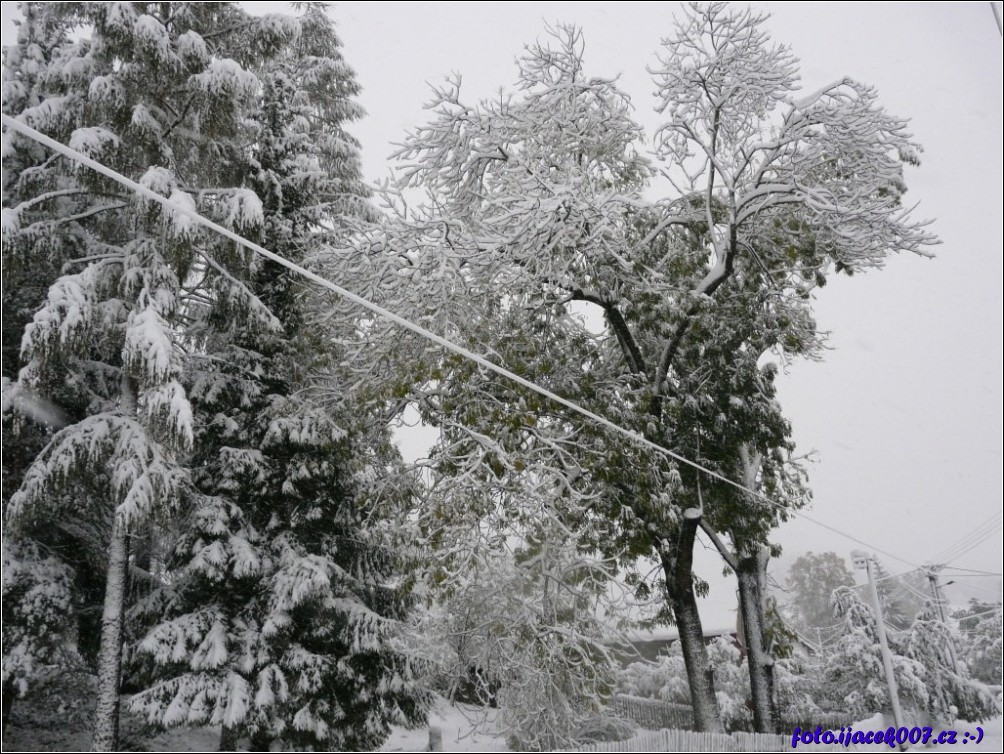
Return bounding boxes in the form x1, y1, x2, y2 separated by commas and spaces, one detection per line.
661, 508, 723, 733
92, 522, 130, 752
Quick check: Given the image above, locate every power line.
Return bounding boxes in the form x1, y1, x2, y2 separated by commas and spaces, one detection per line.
897, 577, 937, 604
941, 525, 1003, 567
941, 566, 1004, 577
953, 606, 1003, 621
1, 116, 745, 495
943, 573, 1004, 579
782, 512, 917, 568
945, 581, 1004, 599
931, 513, 1003, 564
0, 114, 921, 572
850, 569, 934, 612
931, 512, 1003, 563
850, 567, 921, 589
879, 568, 921, 584
851, 565, 1003, 608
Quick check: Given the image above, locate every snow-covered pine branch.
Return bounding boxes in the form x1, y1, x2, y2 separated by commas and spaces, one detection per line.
4, 4, 427, 750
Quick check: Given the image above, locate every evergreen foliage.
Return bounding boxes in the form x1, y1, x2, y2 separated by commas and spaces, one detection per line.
954, 599, 1003, 687
1, 540, 80, 700
816, 586, 997, 725
3, 3, 427, 749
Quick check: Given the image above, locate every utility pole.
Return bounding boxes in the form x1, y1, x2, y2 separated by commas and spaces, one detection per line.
925, 564, 960, 673
852, 551, 906, 741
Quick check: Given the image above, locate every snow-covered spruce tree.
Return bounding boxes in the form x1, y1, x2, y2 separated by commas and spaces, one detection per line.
819, 586, 928, 720
1, 3, 308, 748
126, 7, 429, 751
0, 539, 79, 727
813, 589, 996, 726
905, 602, 998, 725
1, 2, 108, 711
130, 390, 430, 751
954, 600, 1003, 687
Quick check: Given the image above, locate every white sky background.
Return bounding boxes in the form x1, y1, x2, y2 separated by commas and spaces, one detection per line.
2, 2, 1001, 627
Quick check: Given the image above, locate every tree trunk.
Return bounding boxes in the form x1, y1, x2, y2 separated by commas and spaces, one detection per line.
753, 547, 779, 728
219, 725, 239, 752
92, 522, 130, 752
661, 508, 723, 733
698, 514, 777, 734
737, 549, 776, 733
249, 729, 273, 751
2, 679, 15, 733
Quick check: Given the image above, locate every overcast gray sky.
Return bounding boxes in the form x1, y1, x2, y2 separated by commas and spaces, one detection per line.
2, 2, 1001, 626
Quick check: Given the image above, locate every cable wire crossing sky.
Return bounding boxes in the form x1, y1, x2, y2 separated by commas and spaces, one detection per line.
2, 1, 999, 618
0, 112, 925, 573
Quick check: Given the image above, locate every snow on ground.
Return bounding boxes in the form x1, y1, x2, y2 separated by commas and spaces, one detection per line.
381, 707, 1004, 753
925, 716, 1002, 752
5, 697, 999, 752
147, 700, 511, 753
380, 697, 509, 752
147, 724, 223, 752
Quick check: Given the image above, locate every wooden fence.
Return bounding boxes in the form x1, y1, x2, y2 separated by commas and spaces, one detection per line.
610, 694, 852, 736
559, 727, 851, 752
609, 694, 694, 731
